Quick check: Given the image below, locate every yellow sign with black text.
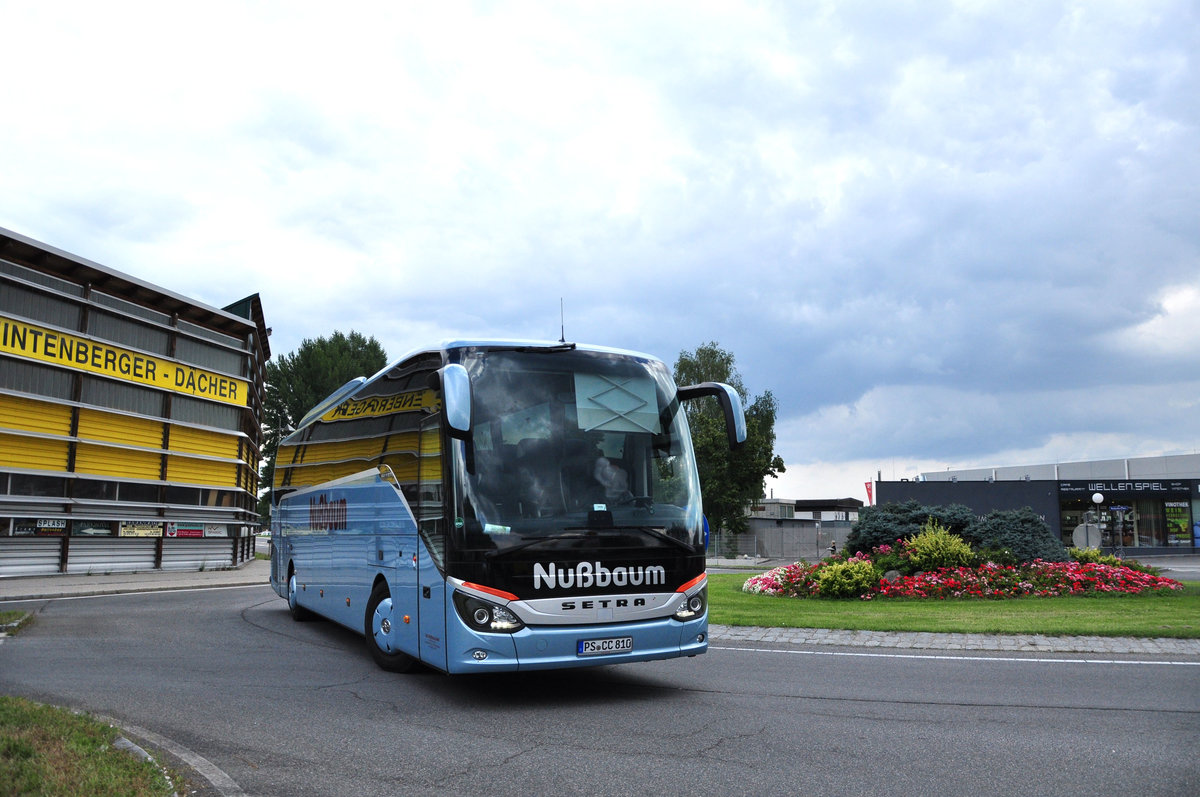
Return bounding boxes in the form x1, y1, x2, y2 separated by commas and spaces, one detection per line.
319, 389, 438, 422
0, 315, 249, 407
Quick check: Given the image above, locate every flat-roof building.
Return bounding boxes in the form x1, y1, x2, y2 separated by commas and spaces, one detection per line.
710, 497, 864, 561
876, 453, 1199, 555
0, 228, 269, 575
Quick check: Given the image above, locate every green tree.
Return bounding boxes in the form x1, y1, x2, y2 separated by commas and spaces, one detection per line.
258, 331, 388, 523
673, 342, 785, 535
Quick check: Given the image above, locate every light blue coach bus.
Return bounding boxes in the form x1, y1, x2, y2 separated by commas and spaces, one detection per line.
270, 340, 745, 674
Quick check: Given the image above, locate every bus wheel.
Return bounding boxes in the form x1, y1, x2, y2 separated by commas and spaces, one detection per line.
366, 582, 416, 673
288, 573, 311, 621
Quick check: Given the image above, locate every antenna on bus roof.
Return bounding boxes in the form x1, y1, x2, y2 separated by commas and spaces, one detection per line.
559, 298, 566, 343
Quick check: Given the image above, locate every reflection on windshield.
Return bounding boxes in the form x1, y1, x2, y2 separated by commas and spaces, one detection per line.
453, 350, 703, 552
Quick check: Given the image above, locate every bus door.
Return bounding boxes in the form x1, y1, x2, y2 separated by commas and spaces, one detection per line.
379, 526, 421, 658
416, 418, 448, 670
372, 470, 421, 659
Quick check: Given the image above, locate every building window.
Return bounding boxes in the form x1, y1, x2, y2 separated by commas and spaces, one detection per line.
121, 483, 160, 504
1060, 495, 1191, 549
74, 479, 118, 500
165, 486, 200, 506
202, 489, 236, 507
1164, 502, 1191, 547
11, 475, 66, 497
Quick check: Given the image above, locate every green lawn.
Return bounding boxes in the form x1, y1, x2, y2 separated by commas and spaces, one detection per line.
0, 696, 177, 796
707, 573, 1200, 638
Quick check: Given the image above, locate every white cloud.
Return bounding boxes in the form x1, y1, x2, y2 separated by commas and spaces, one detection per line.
1112, 283, 1200, 357
1, 0, 1197, 499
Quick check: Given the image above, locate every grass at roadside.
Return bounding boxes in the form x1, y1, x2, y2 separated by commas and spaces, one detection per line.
707, 573, 1200, 638
0, 696, 177, 796
0, 609, 25, 626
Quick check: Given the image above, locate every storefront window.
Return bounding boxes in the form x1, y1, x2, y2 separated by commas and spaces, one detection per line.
1059, 481, 1195, 551
1060, 499, 1105, 548
1131, 499, 1167, 546
1165, 502, 1191, 547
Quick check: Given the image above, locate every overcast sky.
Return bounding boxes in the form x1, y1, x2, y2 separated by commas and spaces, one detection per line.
2, 1, 1197, 502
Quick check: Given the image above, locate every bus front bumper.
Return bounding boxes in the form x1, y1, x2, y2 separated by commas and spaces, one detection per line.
445, 614, 708, 674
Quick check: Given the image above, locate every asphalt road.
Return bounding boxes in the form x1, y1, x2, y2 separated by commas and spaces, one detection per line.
2, 585, 1198, 796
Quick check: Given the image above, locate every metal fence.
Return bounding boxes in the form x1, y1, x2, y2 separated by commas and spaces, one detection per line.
709, 523, 852, 563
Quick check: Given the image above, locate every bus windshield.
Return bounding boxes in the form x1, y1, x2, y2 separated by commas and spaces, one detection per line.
452, 348, 704, 554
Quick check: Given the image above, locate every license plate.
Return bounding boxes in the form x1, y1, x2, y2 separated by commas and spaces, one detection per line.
577, 636, 634, 656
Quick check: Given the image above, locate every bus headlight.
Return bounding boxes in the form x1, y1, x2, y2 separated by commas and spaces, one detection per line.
673, 586, 706, 621
454, 591, 525, 634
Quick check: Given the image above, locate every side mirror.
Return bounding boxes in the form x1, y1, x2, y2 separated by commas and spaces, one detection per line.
440, 363, 472, 439
677, 381, 747, 449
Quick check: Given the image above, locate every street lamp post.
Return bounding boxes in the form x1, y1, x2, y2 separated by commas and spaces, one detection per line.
1091, 492, 1109, 556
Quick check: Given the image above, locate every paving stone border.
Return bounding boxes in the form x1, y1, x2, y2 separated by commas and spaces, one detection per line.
709, 624, 1200, 656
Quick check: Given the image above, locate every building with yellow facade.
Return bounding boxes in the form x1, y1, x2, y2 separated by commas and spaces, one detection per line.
0, 228, 269, 575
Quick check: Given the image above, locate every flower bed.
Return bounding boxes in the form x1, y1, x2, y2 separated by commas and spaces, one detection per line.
743, 555, 1183, 601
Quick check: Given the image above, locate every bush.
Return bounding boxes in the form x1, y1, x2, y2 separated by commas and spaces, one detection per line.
964, 507, 1068, 563
814, 559, 879, 598
1069, 547, 1160, 575
1070, 546, 1122, 566
905, 519, 975, 571
847, 500, 975, 554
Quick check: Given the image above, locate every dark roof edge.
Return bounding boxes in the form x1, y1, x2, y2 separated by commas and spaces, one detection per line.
0, 226, 263, 348
792, 498, 866, 509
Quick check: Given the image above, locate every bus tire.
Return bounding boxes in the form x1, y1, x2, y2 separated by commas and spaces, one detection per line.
366, 582, 416, 673
288, 572, 312, 621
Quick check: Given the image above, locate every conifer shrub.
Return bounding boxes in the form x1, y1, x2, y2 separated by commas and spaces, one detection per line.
964, 507, 1068, 563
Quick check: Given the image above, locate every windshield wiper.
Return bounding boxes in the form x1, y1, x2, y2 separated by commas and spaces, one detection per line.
484, 532, 587, 558
558, 525, 697, 554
